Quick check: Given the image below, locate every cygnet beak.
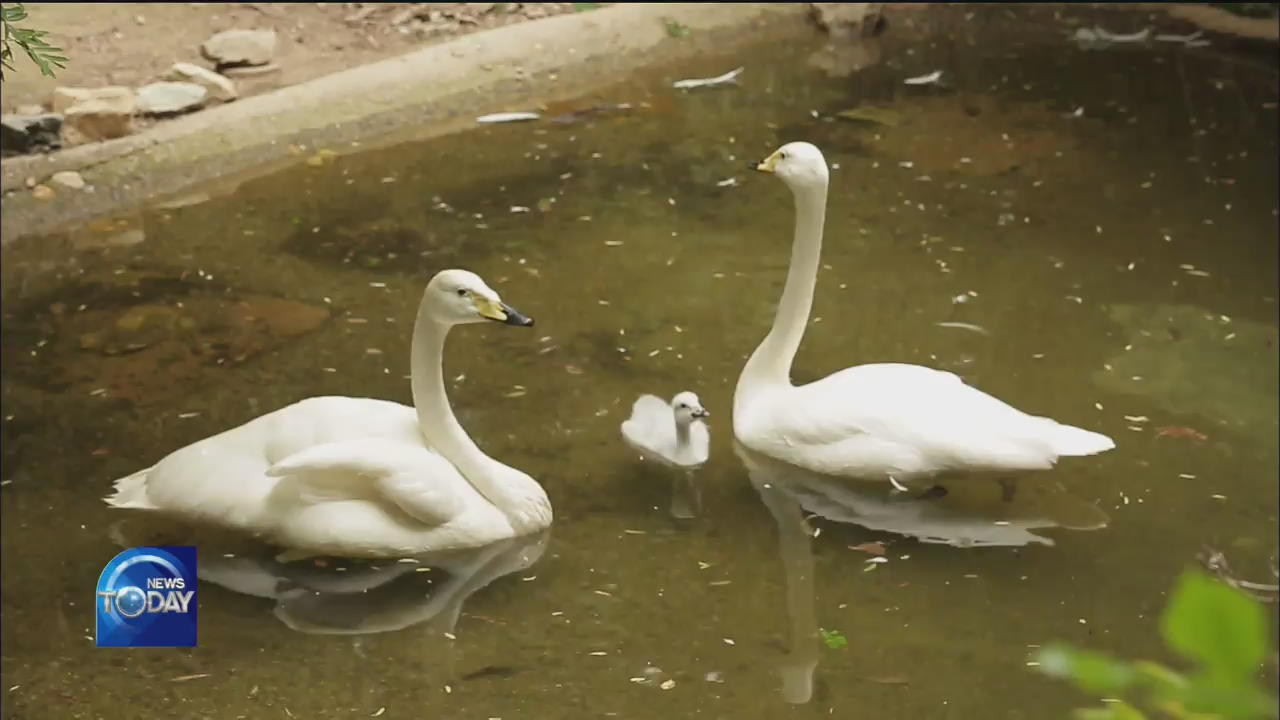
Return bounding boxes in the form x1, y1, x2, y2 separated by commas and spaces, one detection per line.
691, 407, 710, 419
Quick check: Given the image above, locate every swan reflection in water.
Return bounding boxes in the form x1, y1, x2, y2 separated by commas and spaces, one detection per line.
110, 516, 548, 636
734, 442, 1109, 705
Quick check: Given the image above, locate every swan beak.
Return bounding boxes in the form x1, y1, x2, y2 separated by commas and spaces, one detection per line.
477, 297, 535, 327
692, 408, 710, 419
752, 152, 780, 173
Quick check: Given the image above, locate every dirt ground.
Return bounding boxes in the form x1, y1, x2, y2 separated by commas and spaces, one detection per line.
1, 2, 594, 114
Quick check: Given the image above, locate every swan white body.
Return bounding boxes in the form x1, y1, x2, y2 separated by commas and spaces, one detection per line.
620, 392, 710, 469
733, 142, 1115, 481
105, 270, 552, 558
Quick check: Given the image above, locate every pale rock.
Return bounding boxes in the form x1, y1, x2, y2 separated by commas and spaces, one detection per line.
201, 29, 277, 67
51, 170, 86, 190
63, 98, 135, 142
164, 62, 238, 101
136, 81, 208, 114
52, 86, 134, 114
220, 63, 281, 78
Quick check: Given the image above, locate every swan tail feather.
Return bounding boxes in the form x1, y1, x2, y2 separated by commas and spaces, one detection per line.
1045, 423, 1115, 457
105, 467, 159, 509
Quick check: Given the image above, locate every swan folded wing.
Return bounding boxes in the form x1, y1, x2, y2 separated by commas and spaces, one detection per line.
266, 440, 466, 526
621, 395, 678, 456
786, 363, 1062, 472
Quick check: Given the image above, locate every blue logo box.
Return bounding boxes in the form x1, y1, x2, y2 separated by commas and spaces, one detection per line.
96, 546, 198, 648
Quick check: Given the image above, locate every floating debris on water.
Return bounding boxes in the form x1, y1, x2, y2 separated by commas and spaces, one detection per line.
476, 112, 540, 124
904, 70, 943, 85
672, 66, 743, 89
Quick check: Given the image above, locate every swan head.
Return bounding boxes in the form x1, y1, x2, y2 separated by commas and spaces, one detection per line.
424, 269, 534, 327
752, 141, 829, 190
671, 391, 709, 425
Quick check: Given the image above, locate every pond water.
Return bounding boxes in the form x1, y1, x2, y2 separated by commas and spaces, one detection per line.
2, 5, 1277, 719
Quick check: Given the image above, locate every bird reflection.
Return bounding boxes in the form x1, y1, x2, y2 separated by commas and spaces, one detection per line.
734, 442, 1108, 705
109, 516, 548, 636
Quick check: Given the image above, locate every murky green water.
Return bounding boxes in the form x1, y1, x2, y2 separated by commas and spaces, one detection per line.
3, 6, 1278, 718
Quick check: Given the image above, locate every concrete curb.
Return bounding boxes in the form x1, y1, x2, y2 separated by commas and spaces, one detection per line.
1, 2, 819, 246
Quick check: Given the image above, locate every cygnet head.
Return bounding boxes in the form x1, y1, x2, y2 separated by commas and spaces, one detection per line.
671, 391, 709, 425
423, 269, 534, 327
751, 141, 829, 191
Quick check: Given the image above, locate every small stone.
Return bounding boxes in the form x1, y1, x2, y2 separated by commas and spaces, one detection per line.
164, 62, 237, 102
31, 184, 55, 201
51, 170, 86, 190
137, 81, 208, 114
1, 113, 63, 155
201, 29, 277, 68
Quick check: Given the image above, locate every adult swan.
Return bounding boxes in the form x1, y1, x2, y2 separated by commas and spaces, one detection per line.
106, 269, 552, 559
733, 142, 1114, 481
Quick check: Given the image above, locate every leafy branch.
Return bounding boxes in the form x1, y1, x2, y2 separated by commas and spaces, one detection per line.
1, 3, 68, 81
1034, 570, 1278, 720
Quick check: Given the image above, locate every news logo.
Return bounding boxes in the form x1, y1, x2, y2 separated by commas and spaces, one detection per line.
95, 546, 198, 648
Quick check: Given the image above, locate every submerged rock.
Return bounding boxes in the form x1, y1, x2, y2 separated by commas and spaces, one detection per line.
1094, 303, 1279, 436
137, 81, 209, 115
1, 112, 63, 155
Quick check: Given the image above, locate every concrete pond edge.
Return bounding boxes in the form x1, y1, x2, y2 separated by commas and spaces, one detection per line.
0, 2, 820, 247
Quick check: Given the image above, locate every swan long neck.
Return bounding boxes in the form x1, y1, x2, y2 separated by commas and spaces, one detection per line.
675, 419, 692, 450
410, 305, 548, 529
739, 180, 829, 391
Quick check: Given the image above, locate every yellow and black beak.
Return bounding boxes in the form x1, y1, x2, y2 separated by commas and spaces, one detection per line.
750, 150, 781, 173
476, 297, 534, 327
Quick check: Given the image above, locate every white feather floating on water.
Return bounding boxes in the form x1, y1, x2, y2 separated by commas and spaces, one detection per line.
672, 67, 744, 90
935, 321, 991, 336
903, 70, 943, 86
476, 112, 541, 124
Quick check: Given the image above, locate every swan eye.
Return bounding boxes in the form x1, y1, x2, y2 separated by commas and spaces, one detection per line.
779, 152, 788, 160
456, 288, 468, 297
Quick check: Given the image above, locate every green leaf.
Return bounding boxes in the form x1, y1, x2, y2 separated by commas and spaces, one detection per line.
1036, 645, 1137, 695
1160, 570, 1268, 681
663, 19, 690, 38
818, 628, 848, 650
1182, 674, 1280, 720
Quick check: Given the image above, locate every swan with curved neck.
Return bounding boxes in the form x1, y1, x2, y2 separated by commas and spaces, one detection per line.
106, 269, 552, 558
733, 142, 1114, 481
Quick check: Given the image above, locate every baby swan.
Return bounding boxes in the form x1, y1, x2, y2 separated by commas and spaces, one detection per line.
621, 391, 711, 469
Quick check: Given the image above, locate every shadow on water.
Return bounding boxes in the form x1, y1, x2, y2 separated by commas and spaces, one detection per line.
1, 4, 1277, 718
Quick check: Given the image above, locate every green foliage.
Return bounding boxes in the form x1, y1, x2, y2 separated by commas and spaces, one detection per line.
1, 3, 67, 81
663, 18, 690, 39
572, 3, 600, 12
819, 628, 848, 650
1034, 570, 1278, 720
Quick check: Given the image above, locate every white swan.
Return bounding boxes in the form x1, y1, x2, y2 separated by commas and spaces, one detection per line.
733, 142, 1115, 480
620, 391, 710, 469
105, 269, 552, 559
